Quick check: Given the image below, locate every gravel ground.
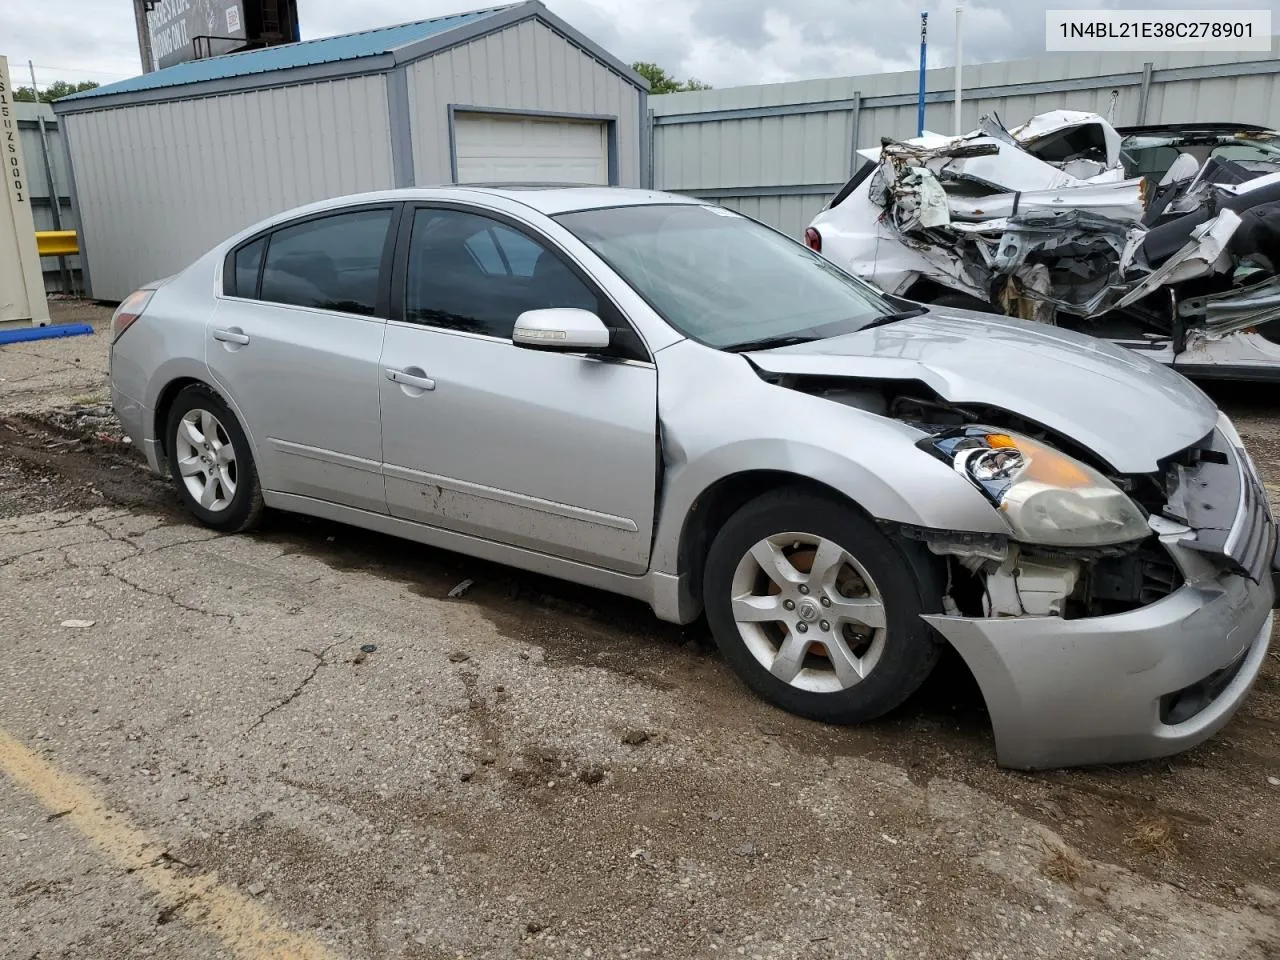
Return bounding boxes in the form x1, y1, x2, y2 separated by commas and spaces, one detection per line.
1, 302, 1277, 959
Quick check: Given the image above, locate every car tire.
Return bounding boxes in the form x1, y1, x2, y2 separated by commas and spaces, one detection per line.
165, 384, 264, 533
930, 291, 998, 314
703, 488, 942, 725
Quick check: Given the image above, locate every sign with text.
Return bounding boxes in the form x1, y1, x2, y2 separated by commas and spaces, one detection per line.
147, 0, 247, 70
1047, 9, 1271, 52
0, 56, 50, 325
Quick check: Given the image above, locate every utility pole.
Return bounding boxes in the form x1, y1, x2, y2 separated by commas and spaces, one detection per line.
954, 4, 964, 135
133, 0, 155, 73
917, 12, 928, 137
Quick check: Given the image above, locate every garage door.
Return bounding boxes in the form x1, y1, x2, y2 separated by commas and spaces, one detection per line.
454, 113, 609, 185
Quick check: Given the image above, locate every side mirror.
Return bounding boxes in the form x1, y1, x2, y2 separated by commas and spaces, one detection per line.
512, 308, 611, 351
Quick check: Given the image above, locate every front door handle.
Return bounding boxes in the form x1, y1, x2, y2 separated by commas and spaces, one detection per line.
213, 328, 250, 346
385, 368, 436, 391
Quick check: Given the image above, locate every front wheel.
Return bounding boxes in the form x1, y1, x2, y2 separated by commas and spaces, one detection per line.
165, 384, 264, 533
703, 489, 942, 724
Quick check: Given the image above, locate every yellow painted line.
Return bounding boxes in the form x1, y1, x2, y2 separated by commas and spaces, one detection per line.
0, 728, 339, 960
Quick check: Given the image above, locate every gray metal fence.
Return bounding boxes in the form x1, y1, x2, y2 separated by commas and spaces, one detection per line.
31, 40, 1280, 288
16, 101, 82, 294
649, 40, 1280, 237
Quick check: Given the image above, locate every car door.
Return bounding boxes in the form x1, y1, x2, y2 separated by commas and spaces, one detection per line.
206, 204, 399, 514
379, 204, 658, 574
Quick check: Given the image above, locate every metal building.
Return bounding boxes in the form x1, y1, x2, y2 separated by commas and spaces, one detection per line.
54, 1, 648, 300
16, 101, 82, 295
650, 39, 1280, 237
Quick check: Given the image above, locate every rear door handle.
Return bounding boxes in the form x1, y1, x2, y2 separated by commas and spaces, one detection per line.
213, 328, 250, 345
385, 368, 436, 391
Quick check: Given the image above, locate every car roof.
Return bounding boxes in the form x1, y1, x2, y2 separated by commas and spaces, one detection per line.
223, 185, 709, 248
341, 184, 706, 216
454, 184, 705, 214
1117, 122, 1280, 138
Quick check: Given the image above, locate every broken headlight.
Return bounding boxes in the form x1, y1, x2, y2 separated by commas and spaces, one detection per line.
920, 429, 1149, 547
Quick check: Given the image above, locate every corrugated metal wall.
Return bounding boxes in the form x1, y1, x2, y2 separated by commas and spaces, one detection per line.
16, 102, 81, 292
651, 39, 1280, 238
407, 18, 642, 187
64, 75, 394, 300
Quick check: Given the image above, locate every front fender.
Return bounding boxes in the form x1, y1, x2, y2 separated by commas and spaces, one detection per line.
650, 435, 1006, 576
649, 340, 1008, 578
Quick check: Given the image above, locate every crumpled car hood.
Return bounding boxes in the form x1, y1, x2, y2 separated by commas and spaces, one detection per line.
747, 310, 1218, 474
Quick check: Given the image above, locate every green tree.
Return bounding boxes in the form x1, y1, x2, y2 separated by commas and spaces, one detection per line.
13, 80, 99, 103
631, 61, 711, 94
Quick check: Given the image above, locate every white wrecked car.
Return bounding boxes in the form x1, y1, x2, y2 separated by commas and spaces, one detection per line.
807, 110, 1280, 379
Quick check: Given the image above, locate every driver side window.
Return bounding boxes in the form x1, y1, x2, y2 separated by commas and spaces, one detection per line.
404, 209, 601, 339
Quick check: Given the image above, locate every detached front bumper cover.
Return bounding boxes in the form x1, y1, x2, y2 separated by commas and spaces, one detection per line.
924, 416, 1278, 771
924, 560, 1274, 770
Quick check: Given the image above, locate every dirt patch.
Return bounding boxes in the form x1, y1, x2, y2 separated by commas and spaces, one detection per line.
2, 392, 1279, 937
0, 409, 172, 518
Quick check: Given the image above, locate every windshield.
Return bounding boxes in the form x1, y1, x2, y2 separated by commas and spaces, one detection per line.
553, 203, 896, 349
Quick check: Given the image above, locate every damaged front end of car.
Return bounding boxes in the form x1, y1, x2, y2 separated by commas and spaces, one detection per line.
898, 409, 1277, 770
811, 111, 1280, 379
748, 320, 1277, 769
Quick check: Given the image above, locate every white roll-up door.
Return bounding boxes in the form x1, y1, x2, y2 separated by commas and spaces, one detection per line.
453, 113, 609, 185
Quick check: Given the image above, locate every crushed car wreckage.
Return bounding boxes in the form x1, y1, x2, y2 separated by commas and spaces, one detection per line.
807, 110, 1280, 379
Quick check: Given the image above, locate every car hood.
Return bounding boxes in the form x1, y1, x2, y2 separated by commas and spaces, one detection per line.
746, 310, 1218, 474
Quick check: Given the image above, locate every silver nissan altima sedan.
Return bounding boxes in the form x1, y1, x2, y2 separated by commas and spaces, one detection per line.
108, 185, 1279, 769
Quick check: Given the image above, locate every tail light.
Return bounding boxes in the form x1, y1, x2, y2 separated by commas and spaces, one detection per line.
804, 227, 822, 252
110, 289, 155, 343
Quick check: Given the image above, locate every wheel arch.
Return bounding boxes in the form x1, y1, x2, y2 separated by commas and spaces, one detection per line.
152, 376, 264, 479
671, 470, 884, 621
675, 471, 855, 599
153, 377, 203, 465
660, 442, 967, 624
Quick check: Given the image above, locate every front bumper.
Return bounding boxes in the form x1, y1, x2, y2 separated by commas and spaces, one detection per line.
924, 556, 1275, 770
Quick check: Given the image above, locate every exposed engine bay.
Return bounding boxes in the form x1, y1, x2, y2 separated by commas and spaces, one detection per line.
808, 111, 1280, 379
772, 372, 1274, 621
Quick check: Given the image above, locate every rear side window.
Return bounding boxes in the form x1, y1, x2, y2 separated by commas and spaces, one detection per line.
231, 237, 265, 298
1023, 124, 1109, 164
1212, 142, 1280, 163
259, 208, 393, 316
827, 160, 875, 209
1120, 144, 1181, 181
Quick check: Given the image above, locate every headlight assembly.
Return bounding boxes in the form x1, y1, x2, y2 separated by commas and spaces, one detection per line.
920, 428, 1149, 547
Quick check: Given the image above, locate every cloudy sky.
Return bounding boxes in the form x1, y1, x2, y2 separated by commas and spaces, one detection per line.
3, 0, 1276, 91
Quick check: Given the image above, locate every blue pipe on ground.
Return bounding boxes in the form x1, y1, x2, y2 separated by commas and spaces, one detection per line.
0, 323, 96, 346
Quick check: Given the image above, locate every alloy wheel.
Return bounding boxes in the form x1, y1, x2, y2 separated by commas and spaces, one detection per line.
174, 408, 238, 512
729, 532, 886, 694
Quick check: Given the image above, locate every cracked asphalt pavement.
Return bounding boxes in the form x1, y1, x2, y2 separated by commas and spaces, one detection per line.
2, 303, 1279, 959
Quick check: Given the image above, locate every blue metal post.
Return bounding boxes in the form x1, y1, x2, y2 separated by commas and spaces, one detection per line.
917, 12, 929, 136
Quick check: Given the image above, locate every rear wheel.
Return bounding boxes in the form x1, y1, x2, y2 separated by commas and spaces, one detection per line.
703, 489, 942, 724
165, 385, 263, 533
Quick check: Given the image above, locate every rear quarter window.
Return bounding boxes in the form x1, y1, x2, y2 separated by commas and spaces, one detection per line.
228, 237, 266, 298
827, 161, 876, 209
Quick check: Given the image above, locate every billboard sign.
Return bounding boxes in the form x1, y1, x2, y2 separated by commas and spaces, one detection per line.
147, 0, 248, 70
